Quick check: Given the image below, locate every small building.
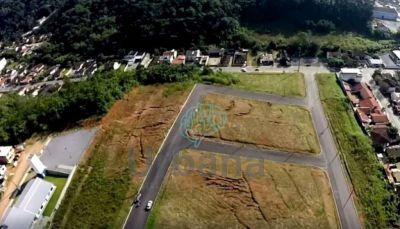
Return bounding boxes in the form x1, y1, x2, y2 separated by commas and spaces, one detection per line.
339, 68, 363, 82
368, 58, 384, 68
232, 50, 248, 67
387, 145, 400, 160
391, 92, 400, 104
185, 50, 201, 63
0, 146, 15, 164
171, 55, 186, 65
259, 53, 274, 66
159, 50, 178, 64
28, 154, 47, 177
390, 50, 400, 66
373, 6, 399, 21
1, 178, 55, 229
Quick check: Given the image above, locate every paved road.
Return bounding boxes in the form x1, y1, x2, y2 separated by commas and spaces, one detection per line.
124, 68, 361, 229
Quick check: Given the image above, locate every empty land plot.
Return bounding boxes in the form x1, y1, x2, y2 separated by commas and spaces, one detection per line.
232, 73, 306, 97
51, 82, 193, 229
148, 150, 338, 229
192, 93, 320, 154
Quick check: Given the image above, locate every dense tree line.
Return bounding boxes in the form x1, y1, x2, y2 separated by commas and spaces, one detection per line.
0, 65, 235, 144
242, 0, 374, 33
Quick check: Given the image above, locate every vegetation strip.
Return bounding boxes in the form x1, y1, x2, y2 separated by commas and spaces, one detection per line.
316, 73, 398, 228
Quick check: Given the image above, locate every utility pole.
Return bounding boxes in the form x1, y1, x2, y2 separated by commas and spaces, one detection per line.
298, 47, 301, 72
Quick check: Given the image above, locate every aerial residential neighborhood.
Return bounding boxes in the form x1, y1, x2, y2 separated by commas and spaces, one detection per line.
4, 0, 400, 229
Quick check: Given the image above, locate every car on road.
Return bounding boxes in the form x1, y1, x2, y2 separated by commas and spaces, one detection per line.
241, 68, 247, 72
146, 200, 153, 210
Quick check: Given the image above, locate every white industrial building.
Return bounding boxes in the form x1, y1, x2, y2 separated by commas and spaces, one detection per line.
1, 178, 55, 229
373, 6, 399, 21
0, 146, 15, 164
339, 68, 363, 82
390, 50, 400, 66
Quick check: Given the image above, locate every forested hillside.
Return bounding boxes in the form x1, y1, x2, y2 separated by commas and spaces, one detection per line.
0, 0, 376, 63
0, 0, 63, 41
243, 0, 374, 33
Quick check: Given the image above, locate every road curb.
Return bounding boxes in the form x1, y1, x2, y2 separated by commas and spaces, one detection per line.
122, 83, 198, 229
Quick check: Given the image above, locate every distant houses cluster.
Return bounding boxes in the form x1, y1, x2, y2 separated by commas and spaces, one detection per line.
338, 68, 400, 192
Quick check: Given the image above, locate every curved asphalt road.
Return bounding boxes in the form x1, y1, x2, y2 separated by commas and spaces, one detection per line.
123, 70, 360, 229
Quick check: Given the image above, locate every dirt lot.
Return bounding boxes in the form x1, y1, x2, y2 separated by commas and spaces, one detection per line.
51, 82, 193, 228
232, 73, 306, 97
190, 93, 320, 154
148, 150, 338, 229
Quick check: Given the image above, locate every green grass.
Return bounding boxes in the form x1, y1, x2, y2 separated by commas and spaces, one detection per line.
43, 176, 68, 217
317, 74, 393, 229
232, 73, 306, 97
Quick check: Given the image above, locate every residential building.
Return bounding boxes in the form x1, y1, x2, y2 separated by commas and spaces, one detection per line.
259, 53, 274, 66
0, 146, 15, 164
343, 82, 389, 125
367, 57, 384, 68
371, 125, 398, 147
185, 50, 201, 63
373, 6, 399, 21
172, 55, 186, 65
339, 68, 363, 82
1, 178, 55, 229
232, 50, 248, 67
390, 50, 400, 66
159, 50, 177, 64
0, 58, 7, 72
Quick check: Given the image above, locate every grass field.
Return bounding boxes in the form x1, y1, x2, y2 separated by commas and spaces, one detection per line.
231, 73, 306, 97
51, 82, 193, 228
317, 74, 393, 228
148, 150, 338, 229
194, 93, 320, 154
43, 176, 68, 217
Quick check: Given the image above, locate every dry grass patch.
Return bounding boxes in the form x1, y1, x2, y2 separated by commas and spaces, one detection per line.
192, 93, 320, 154
148, 150, 338, 229
52, 83, 193, 228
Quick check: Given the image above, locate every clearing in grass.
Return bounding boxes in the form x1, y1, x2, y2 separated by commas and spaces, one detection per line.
51, 82, 193, 228
147, 150, 339, 229
232, 73, 306, 97
191, 93, 320, 154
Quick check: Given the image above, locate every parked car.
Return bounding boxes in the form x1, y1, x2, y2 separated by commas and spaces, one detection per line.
146, 200, 153, 210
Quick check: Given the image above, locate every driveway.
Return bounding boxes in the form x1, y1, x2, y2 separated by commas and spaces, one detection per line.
124, 67, 360, 229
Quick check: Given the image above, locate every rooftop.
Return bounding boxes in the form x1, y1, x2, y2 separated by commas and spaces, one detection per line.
0, 146, 13, 157
340, 68, 361, 74
15, 178, 54, 215
2, 207, 35, 229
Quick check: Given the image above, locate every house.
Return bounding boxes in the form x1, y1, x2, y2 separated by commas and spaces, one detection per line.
339, 68, 362, 82
232, 50, 248, 67
391, 92, 400, 104
344, 82, 389, 125
0, 165, 7, 180
0, 146, 15, 164
207, 48, 224, 66
387, 145, 400, 160
367, 57, 384, 68
185, 50, 201, 63
172, 55, 186, 65
374, 21, 391, 33
259, 53, 274, 66
373, 6, 399, 21
371, 125, 398, 147
124, 52, 149, 71
0, 58, 7, 72
1, 178, 55, 229
390, 50, 400, 66
326, 51, 342, 59
159, 50, 177, 64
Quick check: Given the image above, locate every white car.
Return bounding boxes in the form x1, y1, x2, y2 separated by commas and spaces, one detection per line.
146, 200, 153, 210
241, 68, 247, 72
